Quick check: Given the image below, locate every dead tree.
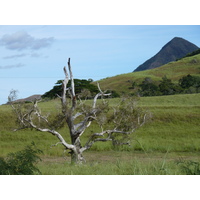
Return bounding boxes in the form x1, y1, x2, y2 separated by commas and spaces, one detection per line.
9, 58, 148, 164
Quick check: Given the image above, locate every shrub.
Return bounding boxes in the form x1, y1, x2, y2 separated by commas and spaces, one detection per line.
0, 142, 43, 175
177, 160, 200, 175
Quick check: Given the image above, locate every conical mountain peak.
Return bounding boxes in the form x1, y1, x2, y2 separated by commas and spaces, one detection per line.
134, 37, 199, 72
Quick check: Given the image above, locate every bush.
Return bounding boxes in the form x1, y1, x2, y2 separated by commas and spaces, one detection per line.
0, 142, 43, 175
137, 74, 200, 97
177, 160, 200, 175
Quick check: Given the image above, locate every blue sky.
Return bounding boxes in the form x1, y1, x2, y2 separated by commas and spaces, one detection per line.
0, 25, 200, 104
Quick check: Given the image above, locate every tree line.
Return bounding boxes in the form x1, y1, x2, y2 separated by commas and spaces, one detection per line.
134, 74, 200, 97
42, 74, 200, 100
42, 78, 120, 100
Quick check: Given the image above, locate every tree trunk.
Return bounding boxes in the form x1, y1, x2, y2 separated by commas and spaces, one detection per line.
70, 150, 85, 165
70, 135, 85, 164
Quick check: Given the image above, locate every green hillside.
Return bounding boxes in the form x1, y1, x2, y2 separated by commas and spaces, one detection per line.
96, 54, 200, 95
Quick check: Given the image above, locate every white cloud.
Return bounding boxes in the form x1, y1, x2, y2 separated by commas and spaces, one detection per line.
31, 37, 54, 49
3, 53, 27, 59
2, 52, 47, 59
30, 52, 41, 57
0, 63, 24, 69
0, 31, 54, 51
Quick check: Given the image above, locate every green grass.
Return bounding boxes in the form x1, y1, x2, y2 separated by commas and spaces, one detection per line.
0, 93, 200, 174
37, 151, 200, 175
38, 158, 179, 175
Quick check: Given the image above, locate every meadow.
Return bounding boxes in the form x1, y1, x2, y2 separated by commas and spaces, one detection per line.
0, 93, 200, 174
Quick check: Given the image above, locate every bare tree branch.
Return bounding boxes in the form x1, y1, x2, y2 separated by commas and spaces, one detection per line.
9, 58, 150, 164
62, 65, 69, 108
10, 98, 75, 151
68, 58, 76, 102
50, 142, 62, 148
81, 129, 131, 152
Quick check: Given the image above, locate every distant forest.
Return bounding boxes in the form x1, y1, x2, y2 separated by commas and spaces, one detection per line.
133, 74, 200, 97
42, 79, 119, 99
42, 74, 200, 100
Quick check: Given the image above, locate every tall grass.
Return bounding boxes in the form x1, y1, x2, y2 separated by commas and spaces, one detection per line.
37, 151, 195, 175
0, 93, 200, 174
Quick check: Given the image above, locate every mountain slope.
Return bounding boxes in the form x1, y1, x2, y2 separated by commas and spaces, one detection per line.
10, 95, 41, 104
96, 53, 200, 95
134, 37, 199, 72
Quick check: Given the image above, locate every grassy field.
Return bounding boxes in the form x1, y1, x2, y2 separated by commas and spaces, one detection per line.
95, 54, 200, 95
0, 93, 200, 174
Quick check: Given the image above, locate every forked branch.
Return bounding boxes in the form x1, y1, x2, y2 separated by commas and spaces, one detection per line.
9, 58, 149, 164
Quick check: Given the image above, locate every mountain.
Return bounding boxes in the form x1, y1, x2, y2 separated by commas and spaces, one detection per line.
9, 95, 41, 104
134, 37, 199, 72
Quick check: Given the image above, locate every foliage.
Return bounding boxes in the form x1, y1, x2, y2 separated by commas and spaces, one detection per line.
42, 79, 120, 100
42, 79, 98, 99
138, 77, 161, 96
177, 160, 200, 175
108, 97, 147, 132
138, 74, 200, 97
0, 142, 43, 175
158, 76, 180, 95
179, 74, 200, 93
